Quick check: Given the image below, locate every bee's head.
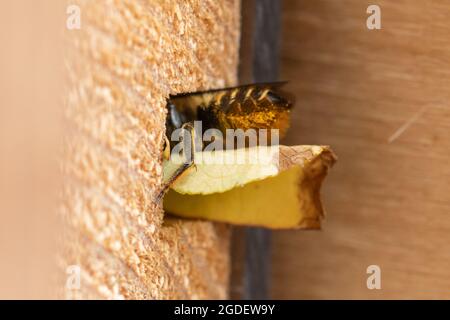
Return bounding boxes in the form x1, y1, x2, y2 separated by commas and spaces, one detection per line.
248, 83, 294, 111
266, 88, 294, 110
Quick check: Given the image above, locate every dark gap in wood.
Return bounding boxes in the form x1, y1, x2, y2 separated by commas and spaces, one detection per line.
230, 0, 281, 300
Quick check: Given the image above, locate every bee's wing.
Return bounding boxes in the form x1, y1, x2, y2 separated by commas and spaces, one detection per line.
169, 81, 288, 97
169, 82, 290, 110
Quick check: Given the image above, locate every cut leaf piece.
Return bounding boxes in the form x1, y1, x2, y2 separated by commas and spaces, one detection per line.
163, 145, 336, 229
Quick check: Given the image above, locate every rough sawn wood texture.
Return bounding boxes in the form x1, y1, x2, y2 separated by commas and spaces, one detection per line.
63, 0, 240, 299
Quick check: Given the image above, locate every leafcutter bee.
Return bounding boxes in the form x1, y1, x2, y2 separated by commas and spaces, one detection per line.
157, 82, 293, 201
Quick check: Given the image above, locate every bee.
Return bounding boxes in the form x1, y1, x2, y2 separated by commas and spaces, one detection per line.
157, 82, 293, 201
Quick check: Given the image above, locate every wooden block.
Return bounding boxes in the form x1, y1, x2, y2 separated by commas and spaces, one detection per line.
272, 0, 450, 299
63, 0, 240, 299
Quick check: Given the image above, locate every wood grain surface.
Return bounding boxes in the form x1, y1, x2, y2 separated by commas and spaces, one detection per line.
272, 0, 450, 299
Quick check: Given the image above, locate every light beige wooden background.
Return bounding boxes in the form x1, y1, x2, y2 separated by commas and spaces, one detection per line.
272, 0, 450, 299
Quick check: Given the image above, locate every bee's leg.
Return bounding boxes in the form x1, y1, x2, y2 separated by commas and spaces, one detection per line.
156, 122, 198, 203
155, 161, 193, 203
